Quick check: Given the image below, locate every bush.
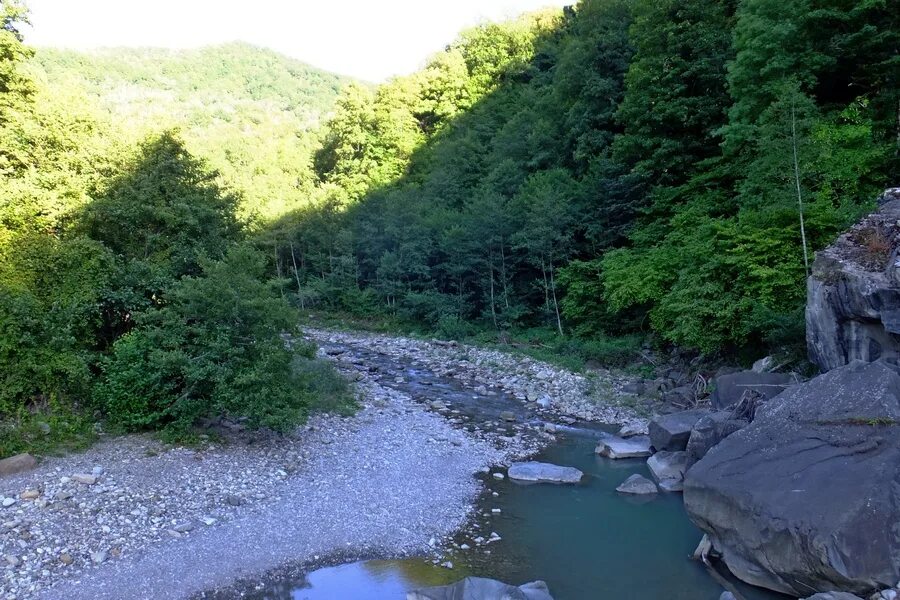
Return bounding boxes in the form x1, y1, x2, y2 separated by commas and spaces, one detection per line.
95, 246, 310, 436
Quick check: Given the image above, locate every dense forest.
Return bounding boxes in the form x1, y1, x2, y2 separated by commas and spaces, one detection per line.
1, 0, 898, 455
274, 0, 897, 357
0, 2, 352, 455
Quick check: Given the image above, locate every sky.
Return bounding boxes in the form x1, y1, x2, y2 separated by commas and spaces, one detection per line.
23, 0, 572, 82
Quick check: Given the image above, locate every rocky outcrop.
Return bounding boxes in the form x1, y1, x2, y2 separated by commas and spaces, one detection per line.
507, 462, 583, 484
408, 577, 554, 600
647, 451, 687, 491
684, 360, 900, 596
807, 197, 900, 372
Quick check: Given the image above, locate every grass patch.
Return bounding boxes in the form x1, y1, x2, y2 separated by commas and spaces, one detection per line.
0, 403, 96, 458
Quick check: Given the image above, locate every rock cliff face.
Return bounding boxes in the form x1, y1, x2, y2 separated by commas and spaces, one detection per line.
683, 360, 900, 596
807, 191, 900, 372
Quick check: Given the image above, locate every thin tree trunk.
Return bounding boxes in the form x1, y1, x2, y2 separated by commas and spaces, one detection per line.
500, 240, 510, 309
549, 259, 563, 335
488, 248, 498, 330
274, 241, 284, 298
791, 100, 810, 277
540, 258, 550, 312
289, 241, 304, 309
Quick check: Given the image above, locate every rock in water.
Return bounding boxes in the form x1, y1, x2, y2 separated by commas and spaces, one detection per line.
407, 577, 554, 600
801, 594, 866, 600
647, 451, 687, 487
595, 434, 652, 459
684, 360, 900, 596
615, 474, 658, 495
507, 462, 583, 484
0, 454, 37, 478
649, 410, 708, 451
806, 197, 900, 372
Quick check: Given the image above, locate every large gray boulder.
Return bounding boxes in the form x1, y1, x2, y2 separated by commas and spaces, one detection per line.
649, 410, 708, 451
507, 462, 583, 484
684, 360, 900, 596
807, 198, 900, 372
407, 577, 554, 600
684, 412, 748, 468
710, 371, 794, 410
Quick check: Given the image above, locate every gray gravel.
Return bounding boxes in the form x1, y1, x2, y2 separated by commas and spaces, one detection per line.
1, 328, 635, 599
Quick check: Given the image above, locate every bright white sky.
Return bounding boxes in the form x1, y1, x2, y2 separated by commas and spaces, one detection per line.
24, 0, 571, 82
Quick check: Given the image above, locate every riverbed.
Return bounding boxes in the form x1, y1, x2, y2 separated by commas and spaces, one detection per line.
208, 331, 789, 600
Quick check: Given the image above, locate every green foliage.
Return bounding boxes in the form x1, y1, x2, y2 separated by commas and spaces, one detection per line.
95, 247, 311, 435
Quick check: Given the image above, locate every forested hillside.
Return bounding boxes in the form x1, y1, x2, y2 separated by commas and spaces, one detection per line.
0, 3, 352, 456
31, 43, 352, 220
273, 0, 898, 357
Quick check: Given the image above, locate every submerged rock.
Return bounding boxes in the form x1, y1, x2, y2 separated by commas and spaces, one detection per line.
649, 410, 708, 452
595, 434, 652, 459
684, 360, 900, 596
615, 474, 658, 495
806, 197, 900, 372
801, 594, 866, 600
507, 462, 583, 484
407, 577, 554, 600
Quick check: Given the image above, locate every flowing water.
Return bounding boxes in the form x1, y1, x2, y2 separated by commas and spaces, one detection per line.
228, 342, 792, 600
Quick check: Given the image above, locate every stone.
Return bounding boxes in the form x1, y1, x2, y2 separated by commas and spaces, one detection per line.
430, 400, 447, 410
59, 553, 74, 566
1, 498, 15, 508
0, 453, 37, 477
173, 522, 194, 533
617, 422, 648, 438
685, 412, 748, 468
90, 550, 107, 564
19, 489, 40, 501
720, 594, 737, 600
752, 356, 776, 373
647, 451, 687, 484
71, 473, 97, 485
615, 474, 658, 495
536, 396, 552, 409
595, 435, 652, 459
801, 595, 865, 600
684, 360, 900, 596
622, 381, 645, 395
649, 410, 709, 451
658, 478, 684, 493
710, 371, 794, 410
662, 385, 695, 407
3, 554, 20, 567
492, 473, 505, 480
407, 577, 554, 600
499, 411, 516, 422
806, 197, 900, 372
507, 462, 583, 484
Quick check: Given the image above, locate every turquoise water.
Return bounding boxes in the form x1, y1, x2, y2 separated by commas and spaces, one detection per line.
234, 431, 790, 600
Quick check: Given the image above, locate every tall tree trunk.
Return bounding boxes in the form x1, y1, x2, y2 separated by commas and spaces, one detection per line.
791, 101, 810, 276
289, 241, 304, 309
540, 258, 550, 313
274, 241, 284, 298
549, 259, 563, 335
500, 240, 510, 309
488, 247, 498, 330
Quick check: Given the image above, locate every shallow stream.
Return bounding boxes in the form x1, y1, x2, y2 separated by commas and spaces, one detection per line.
229, 341, 790, 600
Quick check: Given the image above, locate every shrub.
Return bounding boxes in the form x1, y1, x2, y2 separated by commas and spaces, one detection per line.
95, 246, 310, 436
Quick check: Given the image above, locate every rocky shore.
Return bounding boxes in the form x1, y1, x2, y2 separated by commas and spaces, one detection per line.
1, 329, 612, 600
